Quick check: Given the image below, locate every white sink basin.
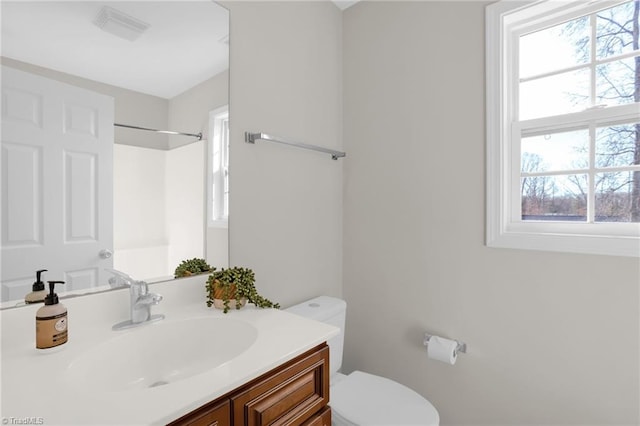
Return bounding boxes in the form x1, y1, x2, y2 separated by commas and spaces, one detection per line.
66, 317, 258, 392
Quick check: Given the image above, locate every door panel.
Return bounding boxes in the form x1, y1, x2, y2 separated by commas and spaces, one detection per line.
64, 151, 98, 241
2, 142, 42, 245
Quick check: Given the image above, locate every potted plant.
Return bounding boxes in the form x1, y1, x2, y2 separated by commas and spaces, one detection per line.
174, 258, 214, 278
206, 267, 280, 313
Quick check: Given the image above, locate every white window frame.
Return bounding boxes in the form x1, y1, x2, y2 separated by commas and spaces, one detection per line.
208, 105, 229, 228
486, 0, 640, 257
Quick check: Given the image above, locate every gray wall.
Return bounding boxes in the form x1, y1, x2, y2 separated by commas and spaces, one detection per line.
226, 1, 343, 307
342, 2, 639, 425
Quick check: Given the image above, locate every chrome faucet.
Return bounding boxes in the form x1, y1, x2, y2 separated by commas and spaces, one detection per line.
107, 269, 165, 331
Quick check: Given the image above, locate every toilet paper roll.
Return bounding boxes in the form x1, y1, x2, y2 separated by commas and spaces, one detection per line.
427, 336, 458, 365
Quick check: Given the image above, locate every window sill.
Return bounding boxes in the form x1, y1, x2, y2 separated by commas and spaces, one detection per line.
487, 226, 640, 257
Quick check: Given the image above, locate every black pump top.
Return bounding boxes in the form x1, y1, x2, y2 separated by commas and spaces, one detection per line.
32, 269, 47, 291
45, 281, 64, 305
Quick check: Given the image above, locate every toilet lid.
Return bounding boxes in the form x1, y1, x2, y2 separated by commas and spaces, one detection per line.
331, 371, 439, 426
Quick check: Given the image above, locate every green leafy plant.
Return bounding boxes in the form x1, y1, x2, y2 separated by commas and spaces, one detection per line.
206, 267, 280, 313
174, 258, 214, 278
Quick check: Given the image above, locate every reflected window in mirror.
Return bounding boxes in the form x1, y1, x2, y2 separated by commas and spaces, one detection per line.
209, 105, 229, 228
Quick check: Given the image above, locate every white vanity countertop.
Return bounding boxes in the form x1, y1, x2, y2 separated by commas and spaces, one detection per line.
0, 277, 338, 425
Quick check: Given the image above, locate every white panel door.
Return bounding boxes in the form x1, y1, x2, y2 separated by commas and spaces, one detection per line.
1, 66, 114, 302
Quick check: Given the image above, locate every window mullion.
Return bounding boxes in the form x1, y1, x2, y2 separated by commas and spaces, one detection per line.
520, 49, 640, 84
522, 168, 589, 178
588, 124, 596, 223
519, 63, 588, 84
586, 13, 597, 223
590, 13, 597, 108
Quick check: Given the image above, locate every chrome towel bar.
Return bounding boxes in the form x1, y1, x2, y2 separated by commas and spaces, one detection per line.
245, 132, 346, 160
115, 123, 202, 140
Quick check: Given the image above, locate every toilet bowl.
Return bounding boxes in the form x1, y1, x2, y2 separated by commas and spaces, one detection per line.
286, 296, 439, 426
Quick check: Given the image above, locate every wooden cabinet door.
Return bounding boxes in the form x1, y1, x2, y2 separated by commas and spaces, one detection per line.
232, 344, 329, 426
168, 399, 231, 426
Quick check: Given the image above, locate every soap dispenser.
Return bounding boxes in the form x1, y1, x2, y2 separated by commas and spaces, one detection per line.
36, 281, 68, 349
25, 269, 48, 304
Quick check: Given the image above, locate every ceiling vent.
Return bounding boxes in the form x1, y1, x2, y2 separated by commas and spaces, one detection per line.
93, 6, 150, 42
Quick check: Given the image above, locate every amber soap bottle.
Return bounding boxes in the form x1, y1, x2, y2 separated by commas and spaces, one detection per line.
36, 281, 68, 349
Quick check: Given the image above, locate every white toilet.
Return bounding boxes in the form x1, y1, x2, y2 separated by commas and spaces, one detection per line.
286, 296, 440, 426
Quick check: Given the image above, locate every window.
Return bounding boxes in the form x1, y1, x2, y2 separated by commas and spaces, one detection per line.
208, 106, 229, 228
486, 0, 640, 257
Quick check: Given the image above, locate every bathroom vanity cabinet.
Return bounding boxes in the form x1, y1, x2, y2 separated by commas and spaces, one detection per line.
169, 344, 330, 426
1, 280, 338, 425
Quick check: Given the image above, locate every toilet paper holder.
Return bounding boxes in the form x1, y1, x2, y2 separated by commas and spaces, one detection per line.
423, 333, 467, 354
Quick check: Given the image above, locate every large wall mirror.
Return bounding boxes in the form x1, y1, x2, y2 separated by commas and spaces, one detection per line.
1, 1, 230, 305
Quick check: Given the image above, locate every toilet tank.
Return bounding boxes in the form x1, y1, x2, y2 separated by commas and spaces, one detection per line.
285, 296, 346, 376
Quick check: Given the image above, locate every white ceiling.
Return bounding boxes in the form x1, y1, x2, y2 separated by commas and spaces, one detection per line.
1, 1, 229, 99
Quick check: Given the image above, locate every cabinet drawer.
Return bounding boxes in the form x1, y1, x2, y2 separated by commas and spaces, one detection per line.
300, 407, 331, 426
168, 399, 231, 426
232, 344, 329, 426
